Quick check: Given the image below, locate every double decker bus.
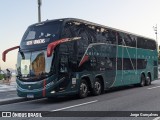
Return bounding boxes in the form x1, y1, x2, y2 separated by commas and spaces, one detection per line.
2, 18, 158, 98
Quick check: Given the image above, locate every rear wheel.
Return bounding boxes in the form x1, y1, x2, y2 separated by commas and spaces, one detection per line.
78, 79, 88, 98
139, 74, 145, 87
145, 75, 151, 86
92, 78, 102, 96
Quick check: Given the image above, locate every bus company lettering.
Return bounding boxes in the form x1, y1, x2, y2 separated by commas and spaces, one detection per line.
26, 39, 45, 45
11, 112, 42, 117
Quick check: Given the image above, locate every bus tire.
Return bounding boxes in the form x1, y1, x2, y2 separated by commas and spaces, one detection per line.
92, 78, 102, 96
145, 75, 151, 86
139, 74, 145, 87
78, 79, 88, 98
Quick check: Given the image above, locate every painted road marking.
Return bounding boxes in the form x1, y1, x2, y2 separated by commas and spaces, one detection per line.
148, 86, 160, 90
153, 117, 160, 120
51, 100, 98, 112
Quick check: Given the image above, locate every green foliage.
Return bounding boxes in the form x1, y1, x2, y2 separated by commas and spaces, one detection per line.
0, 74, 4, 80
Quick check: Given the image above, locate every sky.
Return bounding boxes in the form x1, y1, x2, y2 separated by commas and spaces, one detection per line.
0, 0, 160, 70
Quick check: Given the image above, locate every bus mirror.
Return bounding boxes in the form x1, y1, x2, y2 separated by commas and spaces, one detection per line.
2, 46, 20, 62
47, 38, 69, 57
47, 37, 81, 57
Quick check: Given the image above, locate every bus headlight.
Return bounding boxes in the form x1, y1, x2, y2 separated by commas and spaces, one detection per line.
50, 90, 55, 94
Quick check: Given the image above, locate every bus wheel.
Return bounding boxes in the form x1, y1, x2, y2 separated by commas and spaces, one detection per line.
92, 78, 102, 96
145, 75, 151, 86
139, 74, 145, 87
78, 79, 88, 98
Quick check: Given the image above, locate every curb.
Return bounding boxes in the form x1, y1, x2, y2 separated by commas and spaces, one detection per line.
0, 89, 16, 93
0, 97, 44, 105
0, 97, 28, 105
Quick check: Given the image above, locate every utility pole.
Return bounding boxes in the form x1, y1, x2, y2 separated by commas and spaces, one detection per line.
153, 24, 158, 52
153, 24, 158, 42
38, 0, 42, 22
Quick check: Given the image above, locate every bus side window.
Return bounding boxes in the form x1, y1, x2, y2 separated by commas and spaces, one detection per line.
146, 40, 156, 50
61, 21, 78, 38
137, 37, 156, 50
123, 58, 134, 70
77, 32, 89, 56
85, 25, 96, 43
137, 59, 147, 69
123, 34, 130, 46
102, 30, 109, 44
77, 30, 89, 70
67, 41, 78, 71
59, 44, 69, 73
96, 27, 106, 43
61, 23, 72, 38
117, 32, 123, 45
107, 30, 116, 44
117, 58, 122, 70
127, 35, 136, 47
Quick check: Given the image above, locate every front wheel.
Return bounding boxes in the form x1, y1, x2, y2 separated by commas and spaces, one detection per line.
92, 78, 102, 96
78, 79, 88, 98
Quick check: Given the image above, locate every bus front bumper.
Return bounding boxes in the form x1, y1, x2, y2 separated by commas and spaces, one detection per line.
16, 76, 79, 98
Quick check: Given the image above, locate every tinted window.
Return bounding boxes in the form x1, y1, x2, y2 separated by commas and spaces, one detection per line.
59, 41, 77, 72
137, 37, 156, 50
123, 58, 134, 70
137, 59, 147, 69
117, 58, 122, 70
117, 58, 146, 70
22, 21, 61, 41
117, 32, 123, 45
107, 30, 117, 44
119, 33, 136, 47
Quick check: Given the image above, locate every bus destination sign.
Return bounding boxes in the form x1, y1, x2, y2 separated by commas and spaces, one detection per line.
26, 39, 45, 45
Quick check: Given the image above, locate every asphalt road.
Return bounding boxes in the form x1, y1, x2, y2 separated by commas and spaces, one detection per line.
1, 80, 160, 120
0, 91, 17, 100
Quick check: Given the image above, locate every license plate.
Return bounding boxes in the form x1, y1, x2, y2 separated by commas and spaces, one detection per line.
27, 94, 34, 98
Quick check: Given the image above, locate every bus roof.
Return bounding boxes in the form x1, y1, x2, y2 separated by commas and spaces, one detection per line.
31, 18, 156, 42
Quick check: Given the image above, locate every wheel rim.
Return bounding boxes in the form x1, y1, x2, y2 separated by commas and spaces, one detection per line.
142, 80, 145, 86
80, 83, 88, 96
147, 77, 151, 85
95, 81, 101, 93
141, 76, 145, 86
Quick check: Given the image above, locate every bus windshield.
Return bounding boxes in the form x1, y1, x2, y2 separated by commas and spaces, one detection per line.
20, 21, 62, 50
22, 21, 61, 41
17, 50, 54, 80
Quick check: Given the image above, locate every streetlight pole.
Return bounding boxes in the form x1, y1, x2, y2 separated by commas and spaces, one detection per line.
38, 0, 42, 22
153, 24, 158, 52
153, 24, 158, 42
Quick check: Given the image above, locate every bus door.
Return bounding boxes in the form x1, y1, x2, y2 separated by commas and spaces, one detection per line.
58, 41, 76, 90
58, 43, 70, 90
